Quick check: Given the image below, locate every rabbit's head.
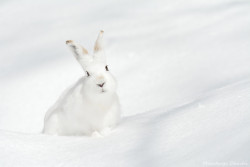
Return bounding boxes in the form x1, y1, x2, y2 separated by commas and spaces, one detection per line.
66, 31, 117, 95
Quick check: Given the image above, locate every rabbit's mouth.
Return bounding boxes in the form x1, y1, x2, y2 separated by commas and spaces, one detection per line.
101, 88, 106, 93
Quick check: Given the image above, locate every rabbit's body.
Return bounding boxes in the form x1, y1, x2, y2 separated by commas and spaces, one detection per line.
43, 31, 121, 136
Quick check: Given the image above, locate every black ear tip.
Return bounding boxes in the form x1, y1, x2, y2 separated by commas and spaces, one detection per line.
66, 40, 73, 44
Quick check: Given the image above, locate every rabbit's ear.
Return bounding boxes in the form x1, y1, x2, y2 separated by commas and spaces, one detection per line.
66, 40, 92, 69
93, 30, 106, 63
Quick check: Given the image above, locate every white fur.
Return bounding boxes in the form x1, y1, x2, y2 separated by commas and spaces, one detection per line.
43, 31, 121, 136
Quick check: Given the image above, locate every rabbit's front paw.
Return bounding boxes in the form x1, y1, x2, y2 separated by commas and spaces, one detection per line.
91, 131, 103, 138
100, 127, 113, 136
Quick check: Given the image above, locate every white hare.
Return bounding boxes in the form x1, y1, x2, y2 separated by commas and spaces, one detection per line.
43, 31, 121, 136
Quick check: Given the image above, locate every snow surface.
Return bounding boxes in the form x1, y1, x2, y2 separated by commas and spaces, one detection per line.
0, 0, 250, 166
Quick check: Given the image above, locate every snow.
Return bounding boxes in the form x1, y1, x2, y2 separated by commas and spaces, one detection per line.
0, 0, 250, 166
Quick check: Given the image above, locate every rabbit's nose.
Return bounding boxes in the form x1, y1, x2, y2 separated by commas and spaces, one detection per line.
97, 82, 105, 88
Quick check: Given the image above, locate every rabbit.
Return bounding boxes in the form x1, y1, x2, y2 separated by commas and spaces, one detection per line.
42, 30, 121, 136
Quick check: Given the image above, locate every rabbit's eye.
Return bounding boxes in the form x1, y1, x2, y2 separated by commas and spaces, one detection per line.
86, 71, 90, 77
105, 65, 109, 71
